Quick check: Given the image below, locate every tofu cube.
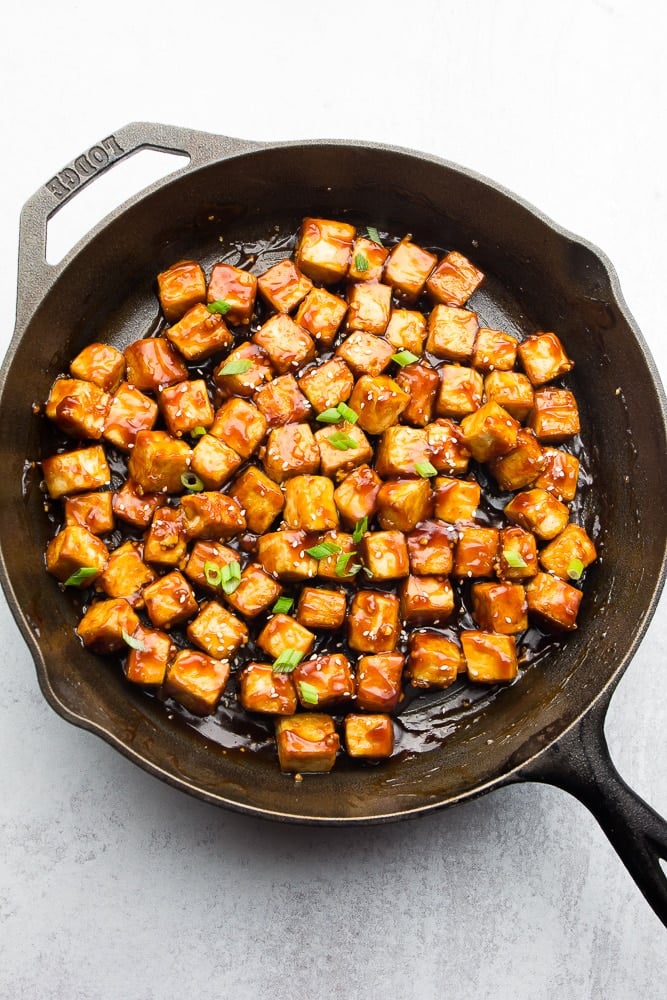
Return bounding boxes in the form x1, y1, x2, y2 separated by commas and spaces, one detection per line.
453, 525, 499, 578
223, 563, 283, 619
533, 447, 580, 502
207, 261, 257, 326
46, 377, 111, 439
504, 488, 570, 541
283, 475, 339, 531
256, 614, 315, 661
124, 626, 173, 687
471, 327, 518, 372
253, 374, 312, 427
262, 423, 320, 482
355, 653, 405, 711
526, 572, 582, 631
70, 342, 126, 392
333, 464, 381, 528
433, 476, 480, 523
42, 445, 111, 499
124, 338, 189, 391
461, 631, 518, 683
96, 539, 156, 606
112, 480, 162, 528
127, 431, 192, 495
426, 419, 471, 475
213, 343, 273, 398
143, 570, 198, 629
395, 363, 440, 427
346, 281, 392, 335
316, 531, 360, 581
471, 581, 528, 634
190, 433, 243, 490
349, 374, 410, 434
376, 478, 432, 532
459, 400, 520, 462
298, 358, 354, 413
257, 258, 313, 313
359, 530, 410, 580
315, 422, 373, 479
348, 236, 389, 282
435, 365, 484, 419
45, 524, 109, 584
76, 597, 140, 653
348, 590, 401, 653
257, 530, 318, 582
209, 397, 268, 460
163, 649, 230, 716
518, 331, 574, 386
275, 714, 340, 773
344, 714, 394, 759
64, 490, 115, 535
406, 520, 455, 576
426, 250, 485, 307
484, 370, 535, 421
228, 466, 285, 534
295, 217, 356, 284
497, 526, 539, 580
238, 662, 297, 715
426, 305, 479, 362
158, 379, 214, 438
399, 575, 455, 625
184, 540, 242, 594
538, 523, 597, 581
163, 302, 233, 361
187, 600, 249, 660
335, 332, 395, 377
103, 383, 158, 452
157, 260, 206, 322
293, 653, 355, 708
383, 238, 437, 302
406, 631, 464, 688
488, 428, 546, 491
253, 313, 316, 374
296, 586, 347, 630
384, 309, 427, 354
180, 491, 246, 540
374, 425, 432, 477
143, 506, 188, 567
294, 287, 348, 348
528, 388, 581, 442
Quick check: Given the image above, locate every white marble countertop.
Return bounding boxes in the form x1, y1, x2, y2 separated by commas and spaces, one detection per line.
1, 1, 665, 997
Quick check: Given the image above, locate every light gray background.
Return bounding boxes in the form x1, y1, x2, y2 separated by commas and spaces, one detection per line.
1, 1, 665, 997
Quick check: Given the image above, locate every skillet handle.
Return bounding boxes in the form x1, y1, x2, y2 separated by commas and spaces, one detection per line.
517, 689, 667, 927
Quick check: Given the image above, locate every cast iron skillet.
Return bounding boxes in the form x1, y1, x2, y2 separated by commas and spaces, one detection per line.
1, 122, 666, 923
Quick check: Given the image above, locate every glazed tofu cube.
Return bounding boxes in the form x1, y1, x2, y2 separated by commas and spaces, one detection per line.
127, 431, 192, 495
316, 531, 360, 581
64, 491, 115, 535
275, 714, 340, 773
46, 378, 111, 439
142, 570, 198, 629
471, 581, 528, 634
461, 631, 518, 683
349, 374, 410, 435
399, 575, 455, 625
228, 466, 285, 534
348, 590, 401, 653
163, 649, 230, 716
433, 476, 480, 522
180, 491, 246, 540
406, 520, 455, 576
254, 374, 312, 427
436, 365, 483, 419
190, 433, 243, 490
518, 331, 574, 386
262, 423, 320, 482
333, 464, 381, 528
209, 397, 268, 460
283, 475, 339, 531
294, 287, 348, 348
76, 597, 139, 653
112, 480, 162, 528
426, 419, 471, 475
459, 400, 520, 462
159, 379, 214, 438
157, 260, 206, 322
426, 250, 485, 307
124, 625, 173, 687
45, 524, 109, 584
143, 506, 188, 567
293, 653, 355, 709
295, 217, 356, 284
348, 236, 389, 282
471, 327, 518, 372
207, 261, 257, 326
374, 425, 432, 477
256, 614, 315, 661
355, 653, 405, 711
359, 530, 410, 580
238, 662, 297, 715
504, 488, 569, 541
184, 540, 241, 594
533, 447, 580, 502
538, 523, 597, 581
315, 422, 373, 479
213, 343, 273, 398
253, 314, 316, 374
453, 525, 499, 578
124, 338, 188, 391
257, 258, 313, 313
70, 342, 126, 392
163, 302, 233, 361
488, 428, 545, 491
296, 587, 347, 630
384, 309, 427, 354
497, 526, 539, 580
383, 238, 437, 303
224, 563, 283, 619
346, 281, 392, 335
344, 715, 394, 759
42, 445, 111, 499
96, 540, 156, 606
335, 332, 395, 377
395, 363, 440, 426
187, 600, 249, 660
103, 383, 158, 452
484, 370, 535, 421
525, 572, 582, 631
528, 388, 581, 442
258, 530, 318, 582
426, 305, 479, 362
406, 631, 464, 688
298, 358, 354, 414
376, 478, 432, 532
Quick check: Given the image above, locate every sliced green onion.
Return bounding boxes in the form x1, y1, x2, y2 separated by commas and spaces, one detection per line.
354, 253, 369, 272
306, 540, 341, 560
336, 402, 359, 424
327, 431, 358, 451
220, 560, 242, 594
391, 349, 419, 367
218, 358, 252, 376
272, 648, 304, 673
361, 566, 374, 577
316, 407, 343, 424
334, 551, 356, 577
122, 629, 146, 652
191, 425, 207, 438
366, 226, 383, 246
503, 549, 527, 569
567, 557, 585, 581
204, 561, 223, 587
272, 596, 294, 615
63, 566, 98, 587
207, 299, 232, 315
415, 460, 438, 478
298, 680, 320, 705
180, 471, 204, 492
352, 516, 368, 544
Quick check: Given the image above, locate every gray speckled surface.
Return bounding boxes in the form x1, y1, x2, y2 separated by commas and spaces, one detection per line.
1, 1, 666, 997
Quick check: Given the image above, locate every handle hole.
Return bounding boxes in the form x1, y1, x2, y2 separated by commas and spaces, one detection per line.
46, 149, 189, 265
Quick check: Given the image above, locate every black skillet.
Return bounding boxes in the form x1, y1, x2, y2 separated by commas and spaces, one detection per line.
1, 122, 666, 924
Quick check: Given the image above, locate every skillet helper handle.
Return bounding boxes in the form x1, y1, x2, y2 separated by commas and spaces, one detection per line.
518, 691, 667, 927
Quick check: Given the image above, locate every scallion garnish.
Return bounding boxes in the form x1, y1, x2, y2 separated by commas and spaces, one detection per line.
272, 596, 294, 615
298, 680, 319, 705
204, 561, 223, 587
316, 407, 343, 424
207, 299, 232, 315
306, 540, 341, 560
334, 551, 356, 577
391, 349, 419, 367
191, 425, 207, 438
336, 402, 359, 424
567, 557, 585, 581
122, 629, 146, 652
327, 430, 358, 451
220, 560, 242, 594
352, 516, 368, 544
503, 549, 527, 569
218, 358, 252, 376
63, 566, 98, 587
180, 471, 204, 492
415, 460, 438, 478
366, 226, 383, 245
272, 648, 304, 673
354, 253, 369, 272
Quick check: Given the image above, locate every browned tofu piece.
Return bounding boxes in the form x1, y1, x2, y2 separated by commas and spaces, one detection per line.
518, 331, 574, 386
384, 309, 427, 355
213, 343, 273, 398
257, 258, 313, 313
488, 428, 546, 491
346, 281, 392, 335
298, 358, 354, 413
207, 262, 257, 326
228, 466, 285, 534
163, 649, 230, 716
64, 491, 115, 535
256, 614, 315, 661
406, 631, 464, 688
384, 238, 437, 303
359, 530, 410, 580
254, 374, 312, 427
283, 475, 339, 532
497, 526, 539, 580
294, 287, 348, 349
349, 236, 389, 282
238, 662, 298, 715
335, 331, 395, 378
143, 506, 188, 567
96, 539, 156, 606
406, 520, 455, 576
459, 400, 520, 463
504, 488, 569, 541
348, 590, 401, 653
426, 305, 479, 362
143, 570, 198, 629
426, 250, 485, 306
42, 445, 111, 499
127, 431, 192, 495
163, 302, 233, 361
355, 652, 404, 711
223, 563, 283, 619
209, 397, 268, 460
76, 597, 140, 653
46, 524, 109, 584
124, 338, 189, 392
374, 425, 432, 478
253, 314, 316, 374
426, 419, 471, 475
112, 480, 162, 528
453, 525, 499, 578
190, 433, 243, 490
538, 523, 597, 581
316, 530, 360, 582
258, 530, 318, 582
471, 581, 528, 634
533, 447, 580, 502
296, 586, 347, 630
262, 423, 320, 482
333, 464, 381, 528
275, 714, 340, 773
484, 370, 535, 421
295, 217, 356, 284
293, 653, 355, 709
180, 491, 246, 540
124, 625, 174, 687
471, 327, 518, 372
399, 575, 455, 625
461, 630, 518, 683
46, 378, 111, 439
103, 383, 158, 452
184, 540, 241, 594
433, 476, 480, 523
157, 260, 207, 322
528, 388, 581, 443
159, 379, 214, 438
395, 363, 440, 426
344, 714, 394, 759
435, 365, 483, 419
70, 342, 126, 392
315, 423, 373, 479
376, 478, 432, 532
348, 374, 410, 434
187, 600, 249, 660
525, 572, 582, 631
